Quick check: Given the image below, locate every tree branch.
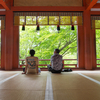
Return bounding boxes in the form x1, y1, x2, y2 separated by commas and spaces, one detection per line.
62, 46, 77, 56
96, 37, 100, 40
58, 41, 61, 49
60, 37, 76, 52
63, 51, 70, 57
33, 42, 41, 48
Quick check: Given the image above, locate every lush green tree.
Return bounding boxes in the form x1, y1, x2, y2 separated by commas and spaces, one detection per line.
96, 29, 100, 67
19, 25, 77, 67
0, 30, 1, 67
20, 26, 77, 57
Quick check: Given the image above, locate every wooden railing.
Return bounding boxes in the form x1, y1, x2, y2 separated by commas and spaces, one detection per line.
0, 59, 100, 68
96, 59, 100, 66
19, 59, 77, 68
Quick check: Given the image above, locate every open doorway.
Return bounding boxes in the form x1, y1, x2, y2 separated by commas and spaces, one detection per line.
19, 25, 78, 68
0, 30, 1, 68
96, 29, 100, 67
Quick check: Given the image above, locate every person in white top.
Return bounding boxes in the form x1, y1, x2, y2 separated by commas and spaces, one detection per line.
22, 49, 39, 74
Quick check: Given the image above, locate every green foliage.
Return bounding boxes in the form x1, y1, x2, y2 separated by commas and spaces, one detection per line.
19, 25, 78, 67
96, 29, 100, 67
0, 30, 1, 68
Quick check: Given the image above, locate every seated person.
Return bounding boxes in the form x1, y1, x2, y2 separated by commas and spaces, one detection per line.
22, 49, 38, 74
47, 49, 62, 73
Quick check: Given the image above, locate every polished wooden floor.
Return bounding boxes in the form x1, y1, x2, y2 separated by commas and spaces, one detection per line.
0, 70, 100, 100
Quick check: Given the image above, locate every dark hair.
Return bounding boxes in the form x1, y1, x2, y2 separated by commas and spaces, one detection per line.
30, 49, 35, 56
55, 49, 60, 53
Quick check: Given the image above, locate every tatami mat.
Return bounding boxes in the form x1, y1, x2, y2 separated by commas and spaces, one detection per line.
51, 72, 100, 90
53, 89, 100, 100
51, 71, 100, 100
0, 90, 45, 100
0, 71, 100, 100
0, 71, 18, 81
0, 71, 47, 100
81, 71, 100, 82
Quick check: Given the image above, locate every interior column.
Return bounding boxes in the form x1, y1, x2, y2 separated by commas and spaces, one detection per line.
83, 10, 92, 69
5, 11, 13, 70
91, 29, 96, 69
78, 26, 85, 69
13, 26, 19, 69
1, 30, 6, 69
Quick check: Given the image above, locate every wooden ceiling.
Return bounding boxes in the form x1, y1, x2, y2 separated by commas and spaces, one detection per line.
0, 0, 100, 11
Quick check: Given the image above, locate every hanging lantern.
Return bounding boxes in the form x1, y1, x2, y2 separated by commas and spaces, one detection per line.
71, 25, 74, 30
22, 25, 25, 31
36, 25, 40, 31
57, 25, 60, 31
57, 25, 60, 33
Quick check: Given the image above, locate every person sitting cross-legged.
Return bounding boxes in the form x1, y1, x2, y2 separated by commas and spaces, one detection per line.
22, 49, 39, 74
47, 49, 63, 73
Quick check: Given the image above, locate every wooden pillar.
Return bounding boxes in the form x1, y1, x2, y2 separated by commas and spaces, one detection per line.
13, 26, 19, 69
5, 11, 13, 70
1, 30, 6, 69
83, 10, 92, 69
0, 12, 6, 69
91, 29, 96, 69
83, 0, 86, 6
78, 26, 85, 68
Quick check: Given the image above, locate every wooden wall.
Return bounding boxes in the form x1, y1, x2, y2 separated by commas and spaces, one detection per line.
14, 0, 82, 6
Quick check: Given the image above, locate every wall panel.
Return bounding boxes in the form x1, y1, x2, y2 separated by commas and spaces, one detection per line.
14, 0, 82, 6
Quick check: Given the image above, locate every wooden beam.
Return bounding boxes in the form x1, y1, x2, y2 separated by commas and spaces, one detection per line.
86, 0, 98, 10
90, 11, 100, 15
0, 0, 10, 10
10, 0, 13, 6
83, 0, 86, 6
0, 4, 4, 9
0, 11, 6, 15
93, 3, 100, 8
11, 6, 85, 11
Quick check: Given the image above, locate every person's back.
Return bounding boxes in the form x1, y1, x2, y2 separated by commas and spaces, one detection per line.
47, 49, 63, 73
51, 53, 62, 71
26, 56, 38, 74
22, 49, 38, 74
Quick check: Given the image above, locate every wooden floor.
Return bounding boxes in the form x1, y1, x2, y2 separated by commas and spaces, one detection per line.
0, 71, 100, 100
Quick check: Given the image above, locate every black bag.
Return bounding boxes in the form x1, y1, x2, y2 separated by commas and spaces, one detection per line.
62, 68, 72, 72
